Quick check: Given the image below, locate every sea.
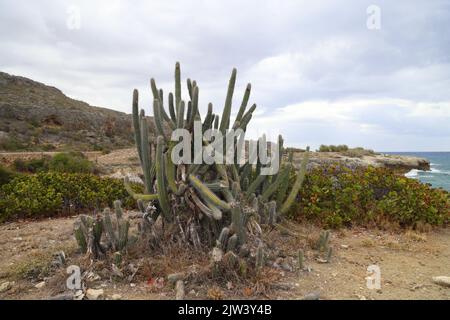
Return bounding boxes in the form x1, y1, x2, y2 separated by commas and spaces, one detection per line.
385, 152, 450, 192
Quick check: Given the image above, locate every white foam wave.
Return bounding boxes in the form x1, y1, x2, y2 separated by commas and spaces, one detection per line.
405, 169, 419, 178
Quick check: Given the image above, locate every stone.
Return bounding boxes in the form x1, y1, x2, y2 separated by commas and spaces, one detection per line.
86, 288, 104, 300
111, 294, 122, 300
0, 281, 12, 293
35, 281, 46, 289
175, 280, 185, 300
432, 276, 450, 287
167, 272, 185, 284
302, 291, 321, 300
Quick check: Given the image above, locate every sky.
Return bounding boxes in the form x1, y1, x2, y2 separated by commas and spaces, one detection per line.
0, 0, 449, 151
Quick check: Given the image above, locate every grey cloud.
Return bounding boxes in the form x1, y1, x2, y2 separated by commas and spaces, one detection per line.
0, 0, 449, 150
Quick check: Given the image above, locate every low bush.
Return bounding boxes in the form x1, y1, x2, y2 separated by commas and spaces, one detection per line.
0, 164, 17, 186
318, 144, 349, 152
0, 172, 141, 221
13, 152, 98, 174
287, 165, 450, 229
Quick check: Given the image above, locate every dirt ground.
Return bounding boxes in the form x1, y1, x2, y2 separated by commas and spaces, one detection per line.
0, 214, 448, 300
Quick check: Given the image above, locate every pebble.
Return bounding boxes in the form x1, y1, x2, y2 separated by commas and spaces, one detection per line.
35, 281, 46, 289
111, 294, 122, 300
86, 288, 104, 300
0, 281, 12, 293
432, 276, 450, 287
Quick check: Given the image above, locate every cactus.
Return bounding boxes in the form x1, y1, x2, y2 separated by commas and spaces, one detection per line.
255, 244, 265, 270
74, 202, 131, 258
298, 249, 304, 270
125, 62, 309, 254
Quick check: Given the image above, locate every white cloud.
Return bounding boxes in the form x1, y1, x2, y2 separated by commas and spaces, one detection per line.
0, 0, 449, 150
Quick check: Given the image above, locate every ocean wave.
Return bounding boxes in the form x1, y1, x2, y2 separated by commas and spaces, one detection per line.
405, 169, 419, 178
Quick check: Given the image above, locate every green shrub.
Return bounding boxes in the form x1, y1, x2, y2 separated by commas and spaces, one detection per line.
48, 152, 94, 173
343, 147, 376, 158
0, 165, 17, 186
287, 165, 450, 229
13, 157, 50, 173
318, 145, 349, 152
0, 172, 141, 221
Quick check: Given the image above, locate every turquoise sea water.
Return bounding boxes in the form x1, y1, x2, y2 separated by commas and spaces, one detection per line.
385, 152, 450, 191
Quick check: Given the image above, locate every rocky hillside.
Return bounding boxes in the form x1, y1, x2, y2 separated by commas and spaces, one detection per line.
0, 72, 137, 152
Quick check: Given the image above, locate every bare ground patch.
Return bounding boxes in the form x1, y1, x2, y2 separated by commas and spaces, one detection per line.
0, 215, 449, 300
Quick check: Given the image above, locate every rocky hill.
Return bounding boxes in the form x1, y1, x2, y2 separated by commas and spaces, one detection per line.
0, 72, 137, 152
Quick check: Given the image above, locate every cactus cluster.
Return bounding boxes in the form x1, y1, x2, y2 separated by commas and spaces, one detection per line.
127, 62, 309, 253
74, 200, 130, 259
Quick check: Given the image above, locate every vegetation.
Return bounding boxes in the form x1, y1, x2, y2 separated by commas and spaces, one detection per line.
287, 165, 450, 229
0, 164, 17, 186
122, 62, 309, 259
318, 144, 349, 152
0, 172, 139, 222
13, 152, 98, 174
317, 145, 376, 157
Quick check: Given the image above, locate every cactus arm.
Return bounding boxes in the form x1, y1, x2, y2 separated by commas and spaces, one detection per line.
260, 166, 290, 202
132, 89, 142, 163
187, 78, 193, 99
140, 117, 154, 193
164, 147, 178, 193
219, 68, 237, 133
192, 86, 200, 120
231, 206, 246, 245
168, 92, 177, 123
280, 147, 310, 215
233, 83, 251, 127
240, 103, 256, 130
124, 177, 158, 201
188, 174, 231, 211
202, 103, 213, 132
175, 62, 182, 111
153, 99, 169, 142
150, 78, 175, 129
176, 100, 185, 129
246, 173, 266, 195
156, 136, 172, 221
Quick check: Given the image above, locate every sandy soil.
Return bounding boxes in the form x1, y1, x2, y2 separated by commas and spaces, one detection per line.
0, 215, 448, 300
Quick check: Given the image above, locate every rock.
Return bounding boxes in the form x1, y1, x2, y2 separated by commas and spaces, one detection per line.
86, 288, 104, 300
51, 251, 66, 268
35, 281, 46, 289
111, 264, 124, 278
167, 272, 185, 284
49, 293, 74, 300
0, 281, 12, 293
111, 294, 122, 300
432, 276, 450, 287
302, 291, 321, 300
340, 244, 349, 249
175, 280, 185, 300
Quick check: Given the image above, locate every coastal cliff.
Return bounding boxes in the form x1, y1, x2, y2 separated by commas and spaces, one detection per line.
292, 152, 430, 173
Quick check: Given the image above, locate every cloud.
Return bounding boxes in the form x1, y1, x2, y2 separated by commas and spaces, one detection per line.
0, 0, 449, 150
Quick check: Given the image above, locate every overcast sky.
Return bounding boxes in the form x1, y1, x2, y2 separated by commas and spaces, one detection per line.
1, 0, 449, 151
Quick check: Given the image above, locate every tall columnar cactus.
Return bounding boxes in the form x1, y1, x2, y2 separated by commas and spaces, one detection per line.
126, 62, 309, 253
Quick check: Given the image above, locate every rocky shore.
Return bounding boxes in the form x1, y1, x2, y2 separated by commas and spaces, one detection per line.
292, 152, 430, 173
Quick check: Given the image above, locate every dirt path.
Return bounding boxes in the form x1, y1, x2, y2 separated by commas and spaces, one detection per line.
0, 216, 449, 300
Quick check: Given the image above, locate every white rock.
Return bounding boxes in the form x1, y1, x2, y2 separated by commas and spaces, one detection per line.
35, 281, 46, 289
111, 294, 122, 300
0, 281, 12, 293
432, 276, 450, 287
86, 288, 104, 300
